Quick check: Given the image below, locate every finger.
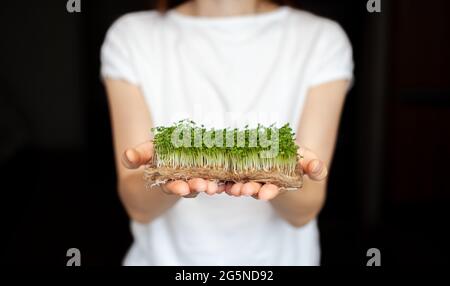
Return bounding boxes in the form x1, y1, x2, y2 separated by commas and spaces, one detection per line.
206, 180, 219, 195
298, 147, 328, 181
258, 184, 280, 201
122, 141, 154, 169
188, 178, 207, 193
182, 192, 199, 198
241, 182, 262, 196
217, 183, 226, 194
230, 182, 244, 196
298, 146, 318, 169
225, 183, 234, 196
306, 159, 328, 181
164, 180, 190, 196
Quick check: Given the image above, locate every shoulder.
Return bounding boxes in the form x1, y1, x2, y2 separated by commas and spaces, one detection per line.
105, 11, 163, 39
111, 10, 162, 27
286, 8, 350, 43
100, 11, 163, 85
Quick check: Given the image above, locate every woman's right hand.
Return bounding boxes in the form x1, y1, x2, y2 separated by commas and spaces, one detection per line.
121, 141, 225, 198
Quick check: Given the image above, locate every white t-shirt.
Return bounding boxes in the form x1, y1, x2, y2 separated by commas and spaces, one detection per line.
100, 6, 353, 266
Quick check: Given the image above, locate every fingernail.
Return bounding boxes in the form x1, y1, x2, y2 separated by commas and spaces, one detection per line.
313, 161, 322, 174
122, 151, 132, 167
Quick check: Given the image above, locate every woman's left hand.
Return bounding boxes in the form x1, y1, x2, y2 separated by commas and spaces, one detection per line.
217, 146, 328, 201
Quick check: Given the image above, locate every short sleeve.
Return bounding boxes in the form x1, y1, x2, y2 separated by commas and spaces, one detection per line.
308, 20, 354, 87
100, 16, 139, 85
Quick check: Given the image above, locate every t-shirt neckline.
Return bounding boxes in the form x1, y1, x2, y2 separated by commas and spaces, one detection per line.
166, 6, 290, 26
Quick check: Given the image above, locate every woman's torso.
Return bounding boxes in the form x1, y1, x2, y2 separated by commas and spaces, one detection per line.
101, 6, 353, 265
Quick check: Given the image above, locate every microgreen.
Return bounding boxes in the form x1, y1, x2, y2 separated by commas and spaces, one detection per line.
151, 120, 299, 176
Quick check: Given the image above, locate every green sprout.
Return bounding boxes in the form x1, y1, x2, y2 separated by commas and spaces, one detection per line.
151, 120, 300, 176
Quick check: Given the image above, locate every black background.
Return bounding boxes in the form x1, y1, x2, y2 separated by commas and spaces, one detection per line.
0, 0, 449, 266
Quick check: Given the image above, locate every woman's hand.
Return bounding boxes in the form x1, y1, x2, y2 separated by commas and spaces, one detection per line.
223, 146, 328, 201
122, 142, 328, 201
122, 141, 224, 198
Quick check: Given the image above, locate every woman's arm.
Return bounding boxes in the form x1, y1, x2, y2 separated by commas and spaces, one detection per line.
105, 77, 349, 225
104, 79, 182, 223
105, 79, 226, 223
270, 79, 351, 227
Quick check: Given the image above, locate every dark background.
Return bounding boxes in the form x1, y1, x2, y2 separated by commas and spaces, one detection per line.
0, 0, 449, 266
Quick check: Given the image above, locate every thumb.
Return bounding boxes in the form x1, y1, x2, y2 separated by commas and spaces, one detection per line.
122, 141, 154, 169
298, 146, 328, 181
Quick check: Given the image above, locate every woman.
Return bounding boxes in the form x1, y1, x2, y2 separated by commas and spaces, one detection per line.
101, 0, 353, 265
